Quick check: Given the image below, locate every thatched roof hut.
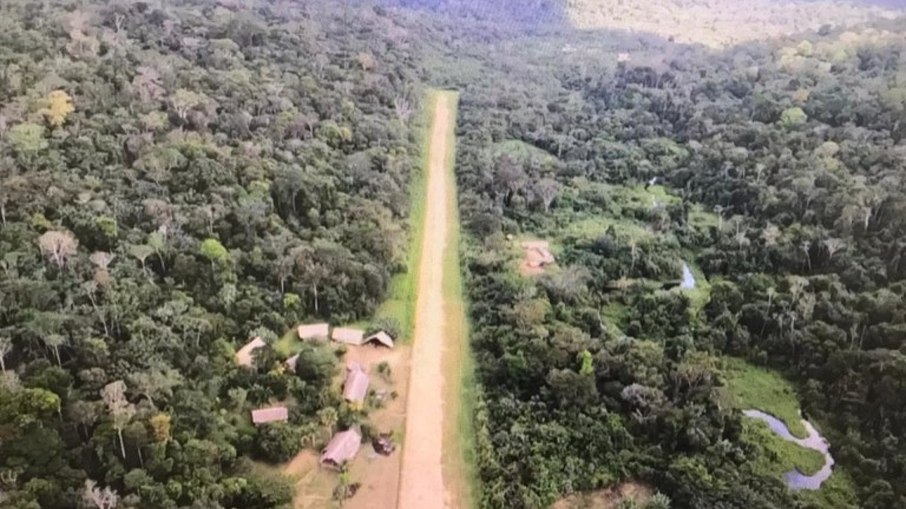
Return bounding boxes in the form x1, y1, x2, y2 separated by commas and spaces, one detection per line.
320, 428, 362, 469
251, 406, 288, 425
332, 327, 365, 346
296, 323, 329, 341
343, 363, 370, 404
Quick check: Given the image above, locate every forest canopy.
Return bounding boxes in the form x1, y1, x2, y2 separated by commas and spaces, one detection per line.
0, 0, 428, 507
3, 0, 906, 509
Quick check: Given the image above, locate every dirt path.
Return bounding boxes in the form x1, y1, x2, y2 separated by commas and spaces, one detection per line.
398, 92, 460, 509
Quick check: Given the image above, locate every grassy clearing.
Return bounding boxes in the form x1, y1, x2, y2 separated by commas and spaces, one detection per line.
435, 90, 480, 509
798, 469, 858, 509
561, 216, 654, 243
722, 357, 808, 438
742, 420, 825, 476
372, 91, 437, 342
493, 139, 557, 164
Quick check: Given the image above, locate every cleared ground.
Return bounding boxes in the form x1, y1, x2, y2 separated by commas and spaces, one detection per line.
398, 91, 467, 509
284, 344, 410, 509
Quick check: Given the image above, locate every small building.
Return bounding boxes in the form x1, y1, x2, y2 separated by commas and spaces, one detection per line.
364, 331, 394, 348
343, 363, 370, 405
332, 327, 365, 346
617, 52, 631, 63
320, 427, 362, 469
297, 323, 329, 341
235, 337, 267, 367
251, 406, 288, 425
285, 353, 299, 372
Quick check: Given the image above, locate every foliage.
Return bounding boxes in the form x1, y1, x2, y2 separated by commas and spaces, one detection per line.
721, 358, 807, 437
39, 90, 74, 128
0, 0, 427, 507
447, 9, 906, 509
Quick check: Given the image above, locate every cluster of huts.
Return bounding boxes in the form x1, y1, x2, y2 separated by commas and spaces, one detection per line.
234, 323, 395, 469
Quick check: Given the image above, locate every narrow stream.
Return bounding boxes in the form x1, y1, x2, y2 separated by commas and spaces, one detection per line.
680, 262, 696, 289
743, 409, 835, 490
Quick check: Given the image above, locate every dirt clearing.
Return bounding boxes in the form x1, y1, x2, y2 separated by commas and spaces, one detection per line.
284, 343, 409, 509
398, 91, 462, 509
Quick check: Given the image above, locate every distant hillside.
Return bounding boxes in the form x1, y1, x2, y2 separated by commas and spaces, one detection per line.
566, 0, 906, 48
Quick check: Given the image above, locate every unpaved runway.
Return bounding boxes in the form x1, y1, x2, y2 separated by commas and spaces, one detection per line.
398, 92, 458, 509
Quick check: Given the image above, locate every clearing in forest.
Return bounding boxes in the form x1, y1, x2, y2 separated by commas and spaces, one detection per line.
550, 481, 653, 509
398, 91, 474, 509
722, 357, 807, 437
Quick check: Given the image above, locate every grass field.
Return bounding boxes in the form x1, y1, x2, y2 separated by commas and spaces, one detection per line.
437, 91, 480, 509
722, 357, 808, 438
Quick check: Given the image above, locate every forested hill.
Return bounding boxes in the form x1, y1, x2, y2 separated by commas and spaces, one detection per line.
0, 0, 431, 507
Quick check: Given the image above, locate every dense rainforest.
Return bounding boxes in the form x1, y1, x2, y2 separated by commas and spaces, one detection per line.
0, 0, 429, 507
3, 0, 906, 509
445, 10, 906, 509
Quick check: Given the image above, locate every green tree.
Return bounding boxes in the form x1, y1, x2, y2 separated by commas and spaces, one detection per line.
200, 238, 230, 266
8, 123, 48, 155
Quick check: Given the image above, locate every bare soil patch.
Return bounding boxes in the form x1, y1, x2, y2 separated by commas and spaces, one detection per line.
284, 344, 410, 509
398, 92, 458, 508
519, 239, 555, 276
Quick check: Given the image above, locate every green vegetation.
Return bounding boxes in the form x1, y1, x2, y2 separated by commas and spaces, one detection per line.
440, 91, 480, 509
373, 90, 439, 341
798, 470, 859, 509
722, 358, 807, 438
446, 3, 906, 508
742, 420, 825, 476
0, 0, 431, 507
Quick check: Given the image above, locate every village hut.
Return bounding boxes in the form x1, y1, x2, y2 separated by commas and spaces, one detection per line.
363, 331, 394, 348
332, 327, 365, 346
320, 427, 362, 469
251, 406, 288, 425
296, 323, 329, 341
285, 353, 299, 372
235, 337, 266, 367
343, 363, 370, 405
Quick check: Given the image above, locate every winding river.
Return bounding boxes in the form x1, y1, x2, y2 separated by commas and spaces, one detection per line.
743, 409, 835, 490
